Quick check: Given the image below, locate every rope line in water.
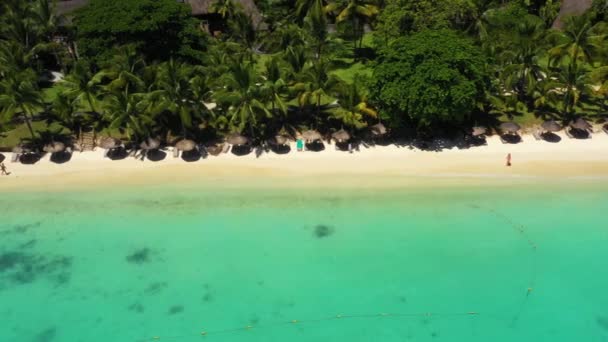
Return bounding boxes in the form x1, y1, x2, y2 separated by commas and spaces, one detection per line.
140, 205, 540, 341
138, 312, 480, 341
475, 205, 539, 326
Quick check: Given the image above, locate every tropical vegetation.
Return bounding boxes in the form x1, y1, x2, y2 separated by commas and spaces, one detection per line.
1, 0, 607, 152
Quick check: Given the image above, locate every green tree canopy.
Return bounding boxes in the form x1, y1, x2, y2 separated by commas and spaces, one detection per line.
369, 29, 489, 130
74, 0, 207, 65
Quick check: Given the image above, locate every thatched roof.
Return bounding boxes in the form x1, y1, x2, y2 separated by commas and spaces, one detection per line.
273, 135, 290, 146
331, 129, 350, 143
175, 139, 197, 152
43, 142, 66, 153
541, 120, 561, 132
226, 134, 249, 146
98, 137, 121, 150
55, 0, 90, 16
140, 138, 160, 150
54, 0, 264, 28
552, 0, 593, 29
370, 123, 387, 136
570, 117, 591, 130
184, 0, 264, 28
500, 122, 521, 133
471, 126, 487, 136
302, 130, 322, 142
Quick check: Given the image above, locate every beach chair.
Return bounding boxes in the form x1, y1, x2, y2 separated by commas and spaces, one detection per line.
565, 128, 574, 139
532, 129, 542, 141
221, 143, 230, 154
603, 124, 608, 135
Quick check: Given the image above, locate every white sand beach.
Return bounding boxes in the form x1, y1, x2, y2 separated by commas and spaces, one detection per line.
1, 131, 608, 191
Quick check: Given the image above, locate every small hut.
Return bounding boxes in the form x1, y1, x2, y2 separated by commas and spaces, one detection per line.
43, 142, 66, 154
499, 122, 521, 134
570, 118, 591, 131
471, 126, 487, 137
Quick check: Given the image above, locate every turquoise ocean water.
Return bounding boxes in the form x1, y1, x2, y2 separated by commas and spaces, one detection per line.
1, 182, 607, 342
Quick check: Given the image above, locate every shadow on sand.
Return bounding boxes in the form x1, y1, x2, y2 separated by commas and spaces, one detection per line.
107, 147, 129, 160
541, 132, 561, 143
501, 134, 522, 144
181, 150, 201, 162
231, 145, 252, 156
19, 153, 41, 164
146, 150, 167, 162
270, 144, 291, 154
305, 141, 325, 152
50, 151, 72, 164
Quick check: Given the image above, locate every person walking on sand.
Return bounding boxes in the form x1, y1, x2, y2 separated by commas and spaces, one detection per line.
506, 153, 512, 167
1, 162, 11, 175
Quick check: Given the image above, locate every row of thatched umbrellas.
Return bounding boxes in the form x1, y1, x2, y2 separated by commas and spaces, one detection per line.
472, 118, 593, 136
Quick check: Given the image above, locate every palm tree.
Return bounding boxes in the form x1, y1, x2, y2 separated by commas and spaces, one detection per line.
534, 63, 594, 122
61, 61, 104, 113
291, 60, 342, 120
326, 0, 378, 57
214, 62, 270, 137
332, 82, 377, 129
150, 59, 209, 138
262, 57, 288, 116
295, 0, 325, 22
548, 14, 607, 68
0, 69, 43, 139
499, 16, 547, 106
104, 91, 156, 141
283, 45, 308, 81
306, 0, 329, 60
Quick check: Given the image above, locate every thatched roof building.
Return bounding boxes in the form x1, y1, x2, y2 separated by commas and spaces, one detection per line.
54, 0, 264, 29
552, 0, 593, 29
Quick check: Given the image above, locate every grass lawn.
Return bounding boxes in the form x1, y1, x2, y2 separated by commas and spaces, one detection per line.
0, 121, 71, 149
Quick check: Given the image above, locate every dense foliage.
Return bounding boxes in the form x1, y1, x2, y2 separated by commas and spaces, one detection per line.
1, 0, 607, 151
370, 29, 488, 130
74, 0, 208, 64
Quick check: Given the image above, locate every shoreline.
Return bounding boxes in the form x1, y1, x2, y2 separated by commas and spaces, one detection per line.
1, 132, 608, 192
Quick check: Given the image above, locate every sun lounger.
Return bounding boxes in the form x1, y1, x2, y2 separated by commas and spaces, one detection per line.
221, 143, 230, 154
565, 128, 574, 139
532, 129, 542, 141
603, 124, 608, 135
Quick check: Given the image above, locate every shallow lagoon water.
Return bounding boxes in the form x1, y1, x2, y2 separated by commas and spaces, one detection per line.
1, 182, 607, 342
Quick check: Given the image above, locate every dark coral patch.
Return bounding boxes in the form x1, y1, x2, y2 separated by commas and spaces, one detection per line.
168, 305, 184, 315
34, 327, 56, 342
314, 225, 334, 238
126, 248, 152, 264
0, 251, 72, 287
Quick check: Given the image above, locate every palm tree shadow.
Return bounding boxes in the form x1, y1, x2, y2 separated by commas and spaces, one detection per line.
50, 151, 72, 164
0, 153, 5, 163
181, 150, 201, 162
568, 128, 590, 139
147, 150, 167, 161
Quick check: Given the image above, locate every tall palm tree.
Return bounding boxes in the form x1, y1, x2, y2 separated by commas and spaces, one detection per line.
500, 16, 547, 105
306, 0, 329, 60
61, 61, 104, 113
534, 63, 593, 122
214, 62, 270, 136
151, 59, 209, 138
332, 82, 377, 129
326, 0, 378, 56
262, 57, 288, 116
0, 69, 43, 139
104, 91, 156, 141
548, 14, 607, 68
291, 60, 342, 119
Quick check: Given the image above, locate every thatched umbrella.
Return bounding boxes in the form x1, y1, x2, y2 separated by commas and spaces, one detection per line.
99, 137, 121, 150
331, 129, 351, 143
499, 122, 521, 133
43, 142, 66, 154
140, 138, 160, 150
226, 134, 249, 146
570, 118, 591, 130
173, 139, 197, 158
541, 120, 561, 132
471, 126, 487, 136
273, 135, 290, 146
370, 123, 387, 136
302, 130, 322, 142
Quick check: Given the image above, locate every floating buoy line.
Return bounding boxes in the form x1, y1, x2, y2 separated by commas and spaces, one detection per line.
140, 205, 539, 341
